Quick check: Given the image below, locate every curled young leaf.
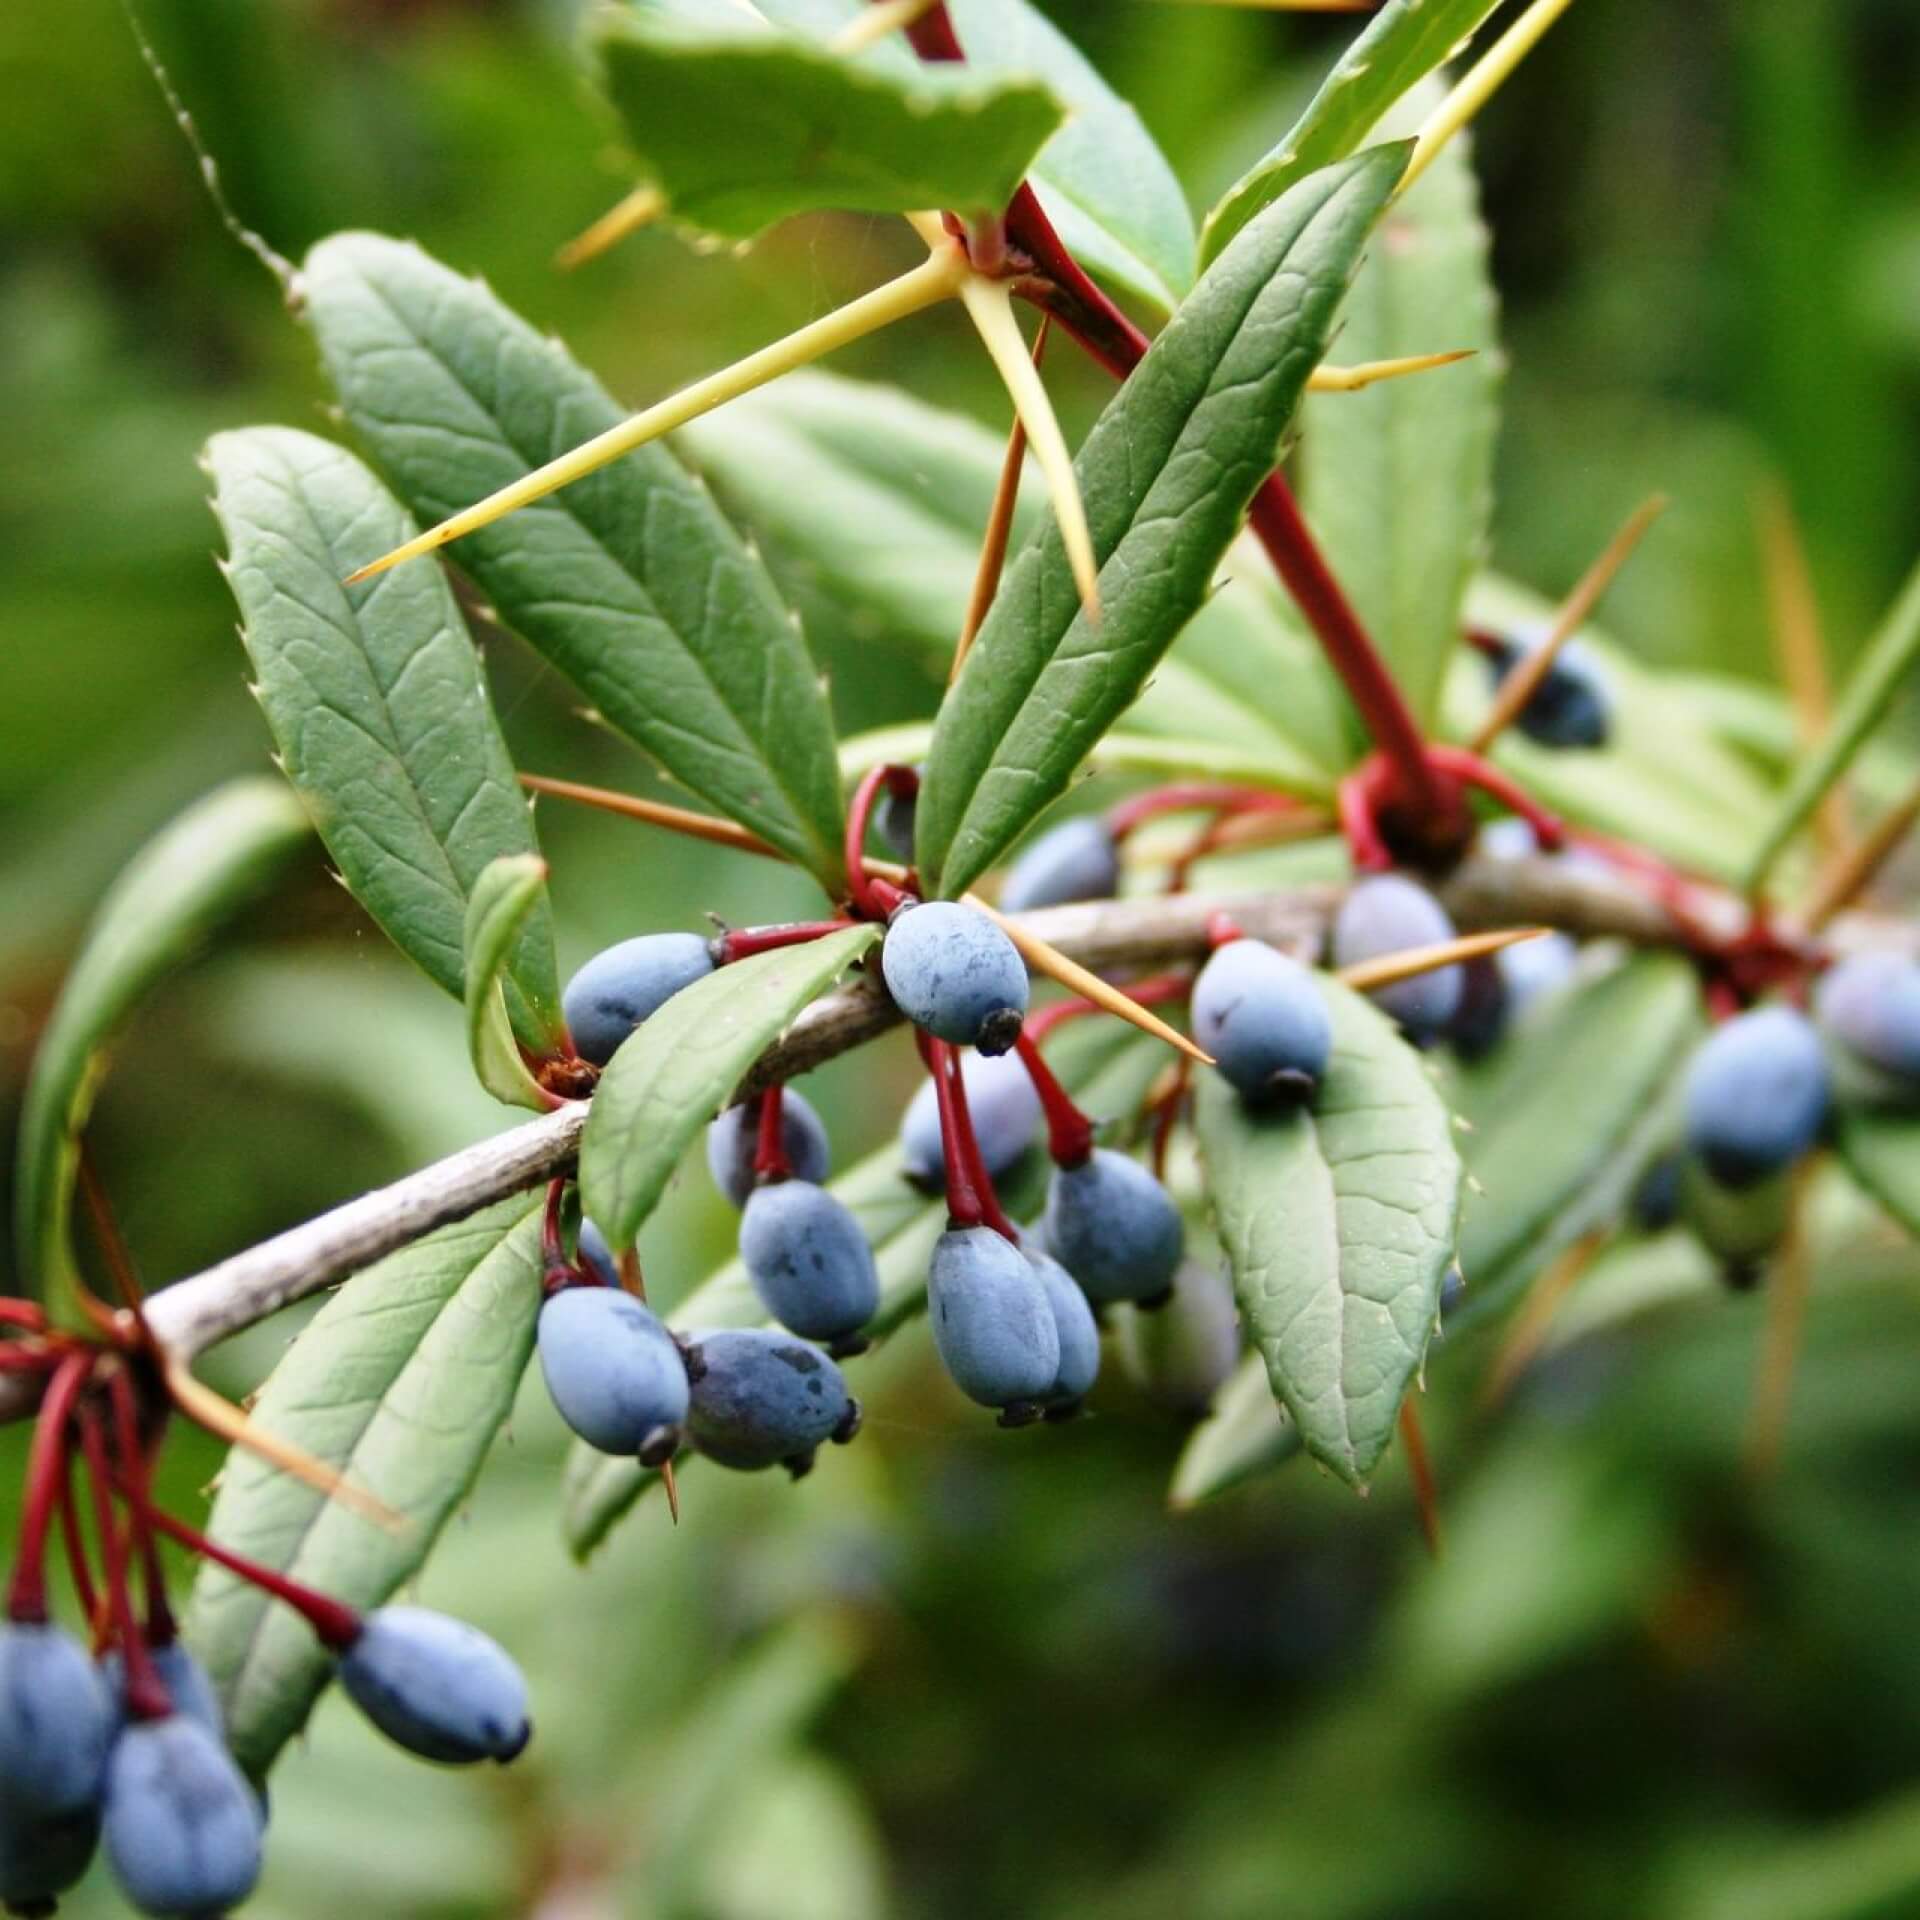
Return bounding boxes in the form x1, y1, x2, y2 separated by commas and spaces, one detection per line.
463, 856, 555, 1111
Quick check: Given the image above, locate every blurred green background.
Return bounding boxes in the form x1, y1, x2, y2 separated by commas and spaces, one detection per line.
5, 1, 1920, 1914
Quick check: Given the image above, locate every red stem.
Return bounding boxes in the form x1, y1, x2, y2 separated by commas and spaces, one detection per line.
1149, 1057, 1192, 1186
717, 920, 858, 963
1022, 973, 1192, 1044
916, 1035, 1015, 1239
54, 1453, 99, 1629
76, 1406, 168, 1718
1013, 1032, 1096, 1168
1338, 768, 1394, 871
1421, 745, 1565, 849
845, 765, 918, 919
753, 1085, 792, 1182
1105, 783, 1297, 843
9, 1350, 93, 1624
0, 1301, 49, 1332
541, 1178, 574, 1292
106, 1369, 175, 1647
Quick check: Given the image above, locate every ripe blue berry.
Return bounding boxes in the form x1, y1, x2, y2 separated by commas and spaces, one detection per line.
538, 1286, 690, 1463
739, 1180, 880, 1345
899, 1049, 1042, 1190
1192, 940, 1331, 1105
1026, 1244, 1099, 1412
1816, 952, 1920, 1095
875, 783, 917, 861
102, 1714, 262, 1917
1331, 875, 1464, 1040
0, 1799, 98, 1915
927, 1227, 1060, 1420
576, 1217, 620, 1289
881, 903, 1028, 1054
1042, 1150, 1184, 1305
999, 817, 1120, 913
1116, 1259, 1239, 1418
1682, 1005, 1829, 1188
1485, 626, 1611, 749
562, 933, 714, 1067
1449, 933, 1578, 1058
102, 1643, 222, 1741
0, 1623, 113, 1818
683, 1329, 859, 1475
705, 1091, 831, 1207
338, 1607, 530, 1766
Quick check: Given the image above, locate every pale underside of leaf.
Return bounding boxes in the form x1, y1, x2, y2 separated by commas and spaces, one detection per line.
463, 855, 553, 1110
1834, 1104, 1920, 1240
1168, 1349, 1303, 1507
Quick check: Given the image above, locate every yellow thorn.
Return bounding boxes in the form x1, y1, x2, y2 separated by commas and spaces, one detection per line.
1801, 769, 1920, 933
957, 274, 1101, 625
554, 184, 667, 272
1469, 492, 1667, 755
1743, 1158, 1819, 1480
1337, 926, 1550, 995
346, 245, 971, 583
966, 895, 1214, 1065
1478, 1232, 1603, 1411
1153, 0, 1377, 10
661, 1458, 681, 1525
1307, 349, 1477, 394
1401, 0, 1580, 199
830, 0, 941, 54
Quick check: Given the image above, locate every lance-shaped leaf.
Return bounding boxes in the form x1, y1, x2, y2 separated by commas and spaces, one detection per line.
14, 780, 309, 1327
590, 3, 1061, 244
463, 856, 553, 1110
183, 1196, 543, 1778
1199, 0, 1501, 270
1300, 93, 1499, 732
1194, 974, 1460, 1488
915, 144, 1407, 901
1168, 1351, 1303, 1508
580, 926, 880, 1250
301, 233, 847, 889
1834, 1104, 1920, 1240
205, 428, 562, 1051
1445, 953, 1701, 1332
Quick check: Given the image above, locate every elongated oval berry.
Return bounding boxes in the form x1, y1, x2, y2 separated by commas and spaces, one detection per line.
102, 1714, 262, 1918
1682, 1159, 1792, 1280
1682, 1004, 1829, 1188
1117, 1259, 1239, 1418
1000, 817, 1119, 913
576, 1217, 620, 1288
1192, 940, 1331, 1105
739, 1181, 879, 1343
1026, 1245, 1099, 1410
1042, 1149, 1184, 1305
683, 1329, 858, 1475
876, 783, 917, 862
899, 1049, 1042, 1190
0, 1799, 98, 1915
1816, 952, 1920, 1095
0, 1623, 114, 1818
538, 1286, 690, 1463
927, 1227, 1060, 1418
102, 1643, 222, 1741
1331, 874, 1464, 1040
881, 903, 1028, 1054
1450, 933, 1578, 1059
338, 1607, 530, 1766
1486, 626, 1611, 749
562, 932, 714, 1067
706, 1092, 831, 1208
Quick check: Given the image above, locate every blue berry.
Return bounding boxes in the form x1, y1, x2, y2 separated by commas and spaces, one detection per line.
0, 1799, 98, 1915
1192, 940, 1331, 1105
102, 1714, 262, 1917
0, 1623, 113, 1819
538, 1286, 690, 1463
576, 1217, 620, 1289
102, 1643, 222, 1742
683, 1329, 858, 1475
1816, 952, 1920, 1095
739, 1181, 880, 1345
705, 1092, 831, 1208
927, 1227, 1060, 1420
875, 783, 917, 862
1632, 1153, 1683, 1232
338, 1607, 530, 1766
1331, 875, 1464, 1040
1116, 1259, 1239, 1417
1042, 1150, 1184, 1305
1450, 933, 1578, 1058
1485, 626, 1611, 749
899, 1050, 1042, 1190
999, 817, 1120, 913
1439, 1264, 1467, 1320
563, 933, 714, 1067
1683, 1005, 1829, 1188
880, 903, 1028, 1054
1026, 1245, 1099, 1411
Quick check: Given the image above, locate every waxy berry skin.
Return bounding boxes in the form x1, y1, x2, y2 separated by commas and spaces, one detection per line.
1330, 875, 1465, 1041
538, 1287, 690, 1463
576, 1218, 621, 1289
101, 1713, 263, 1918
1682, 1005, 1830, 1188
562, 932, 714, 1067
102, 1643, 223, 1742
1816, 952, 1920, 1094
1026, 1245, 1100, 1410
880, 903, 1029, 1055
928, 1228, 1060, 1415
706, 1092, 831, 1208
1191, 940, 1332, 1105
1117, 1260, 1240, 1418
1000, 817, 1120, 914
338, 1607, 531, 1766
683, 1329, 857, 1475
1042, 1150, 1184, 1305
739, 1180, 880, 1343
899, 1050, 1042, 1190
0, 1623, 114, 1819
1485, 626, 1611, 749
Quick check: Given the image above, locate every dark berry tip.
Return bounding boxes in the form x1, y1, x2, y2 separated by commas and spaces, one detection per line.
832, 1398, 863, 1445
996, 1400, 1044, 1430
976, 1007, 1026, 1057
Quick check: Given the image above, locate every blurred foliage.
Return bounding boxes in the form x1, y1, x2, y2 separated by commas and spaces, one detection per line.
4, 0, 1920, 1914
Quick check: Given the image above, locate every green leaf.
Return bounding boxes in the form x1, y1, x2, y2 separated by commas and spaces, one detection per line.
1834, 1103, 1920, 1239
915, 145, 1407, 900
1168, 1351, 1302, 1507
1198, 0, 1500, 270
301, 233, 848, 889
1193, 974, 1460, 1487
591, 4, 1061, 244
1301, 103, 1501, 731
13, 780, 309, 1327
205, 427, 562, 1052
1740, 551, 1920, 891
183, 1196, 543, 1778
946, 0, 1197, 314
1446, 953, 1701, 1332
463, 856, 553, 1110
580, 926, 881, 1251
